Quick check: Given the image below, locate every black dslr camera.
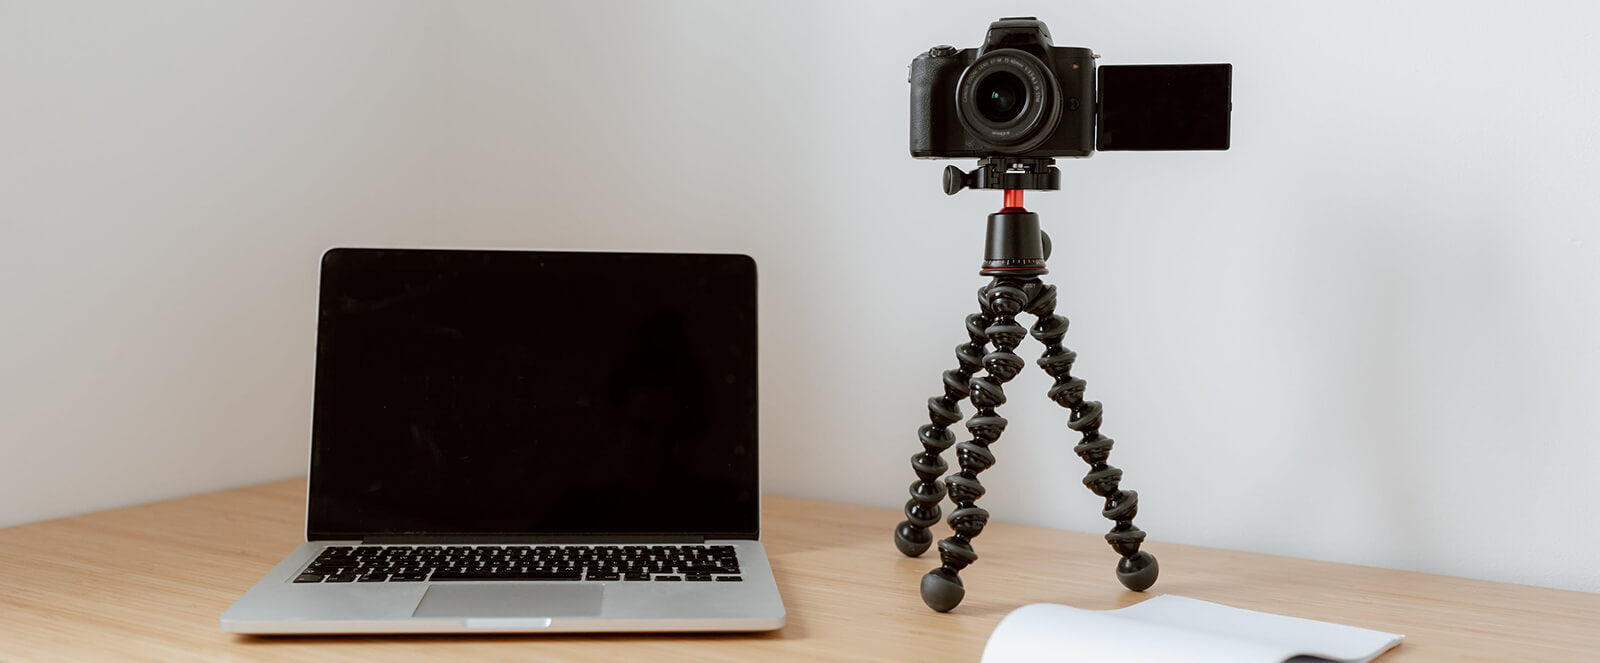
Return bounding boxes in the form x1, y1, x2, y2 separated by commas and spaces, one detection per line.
910, 17, 1231, 158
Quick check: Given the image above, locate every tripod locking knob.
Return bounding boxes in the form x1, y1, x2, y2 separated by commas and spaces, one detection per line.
943, 166, 970, 195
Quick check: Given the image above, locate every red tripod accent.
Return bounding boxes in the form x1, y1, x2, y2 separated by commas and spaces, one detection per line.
1002, 189, 1025, 211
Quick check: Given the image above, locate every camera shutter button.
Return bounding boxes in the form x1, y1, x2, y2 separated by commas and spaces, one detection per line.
929, 45, 957, 57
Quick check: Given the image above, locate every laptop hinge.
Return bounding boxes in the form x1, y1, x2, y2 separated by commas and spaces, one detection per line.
360, 534, 707, 545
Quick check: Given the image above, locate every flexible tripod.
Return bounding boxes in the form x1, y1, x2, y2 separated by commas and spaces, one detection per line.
892, 157, 1158, 612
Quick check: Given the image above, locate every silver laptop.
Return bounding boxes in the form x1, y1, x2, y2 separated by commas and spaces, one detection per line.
222, 248, 784, 634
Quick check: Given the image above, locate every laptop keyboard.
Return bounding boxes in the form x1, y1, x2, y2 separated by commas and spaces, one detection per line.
292, 544, 744, 584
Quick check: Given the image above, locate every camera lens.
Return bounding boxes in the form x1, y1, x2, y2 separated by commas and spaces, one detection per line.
976, 72, 1026, 123
955, 49, 1061, 153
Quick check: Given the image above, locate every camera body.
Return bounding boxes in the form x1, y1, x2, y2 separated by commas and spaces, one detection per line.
911, 17, 1095, 158
911, 17, 1231, 159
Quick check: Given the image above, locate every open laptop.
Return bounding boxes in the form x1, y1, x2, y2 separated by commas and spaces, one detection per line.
221, 248, 784, 633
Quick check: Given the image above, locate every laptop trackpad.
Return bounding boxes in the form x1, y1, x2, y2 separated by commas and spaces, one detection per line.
412, 584, 604, 619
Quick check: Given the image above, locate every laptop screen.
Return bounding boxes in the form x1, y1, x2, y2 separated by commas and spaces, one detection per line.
306, 249, 758, 540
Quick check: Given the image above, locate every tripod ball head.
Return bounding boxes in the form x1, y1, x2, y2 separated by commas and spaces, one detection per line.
981, 209, 1050, 276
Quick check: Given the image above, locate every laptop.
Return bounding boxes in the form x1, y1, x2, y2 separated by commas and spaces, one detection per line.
221, 248, 784, 634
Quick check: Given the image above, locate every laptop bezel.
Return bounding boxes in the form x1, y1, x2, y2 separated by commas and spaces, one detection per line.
300, 247, 761, 543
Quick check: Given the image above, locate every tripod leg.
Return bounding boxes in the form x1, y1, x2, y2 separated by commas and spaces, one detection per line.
1027, 283, 1159, 592
895, 288, 992, 557
920, 280, 1030, 612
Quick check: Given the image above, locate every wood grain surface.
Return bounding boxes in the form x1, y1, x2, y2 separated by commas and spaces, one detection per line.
1, 478, 1596, 661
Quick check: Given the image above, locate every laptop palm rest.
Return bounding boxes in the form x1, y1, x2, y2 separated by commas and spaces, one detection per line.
412, 585, 604, 622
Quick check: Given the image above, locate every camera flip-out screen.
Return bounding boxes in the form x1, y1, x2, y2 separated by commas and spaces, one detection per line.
1096, 64, 1232, 151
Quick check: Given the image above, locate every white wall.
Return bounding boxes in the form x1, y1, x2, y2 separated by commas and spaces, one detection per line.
4, 1, 1598, 593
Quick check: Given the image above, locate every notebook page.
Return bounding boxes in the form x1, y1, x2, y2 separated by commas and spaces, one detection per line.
982, 596, 1404, 663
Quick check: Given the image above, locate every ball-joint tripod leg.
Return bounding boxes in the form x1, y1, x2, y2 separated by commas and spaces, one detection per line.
898, 171, 1159, 611
918, 280, 1031, 612
915, 278, 1159, 612
1025, 283, 1159, 593
894, 291, 995, 558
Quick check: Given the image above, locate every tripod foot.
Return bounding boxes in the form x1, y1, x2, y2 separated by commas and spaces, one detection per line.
894, 520, 934, 557
1115, 551, 1159, 592
919, 567, 965, 613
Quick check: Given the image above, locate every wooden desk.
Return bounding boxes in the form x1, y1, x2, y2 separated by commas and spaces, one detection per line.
1, 479, 1596, 661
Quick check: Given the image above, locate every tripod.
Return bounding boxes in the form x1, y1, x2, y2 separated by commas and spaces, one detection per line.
892, 157, 1158, 612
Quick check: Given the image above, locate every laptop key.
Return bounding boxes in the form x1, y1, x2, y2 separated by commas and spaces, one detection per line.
294, 573, 325, 583
715, 576, 743, 582
431, 569, 585, 581
681, 564, 722, 575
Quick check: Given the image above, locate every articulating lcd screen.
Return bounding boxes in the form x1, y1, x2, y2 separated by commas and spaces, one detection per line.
306, 249, 758, 540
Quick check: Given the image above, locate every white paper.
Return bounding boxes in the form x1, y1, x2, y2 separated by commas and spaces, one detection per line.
981, 595, 1404, 663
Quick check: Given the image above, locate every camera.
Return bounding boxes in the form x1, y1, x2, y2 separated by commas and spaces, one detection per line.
910, 17, 1231, 159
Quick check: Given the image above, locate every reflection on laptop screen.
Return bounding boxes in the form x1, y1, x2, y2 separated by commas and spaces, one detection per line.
306, 249, 758, 540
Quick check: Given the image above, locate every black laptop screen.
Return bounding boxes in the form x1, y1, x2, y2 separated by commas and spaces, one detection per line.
306, 249, 758, 540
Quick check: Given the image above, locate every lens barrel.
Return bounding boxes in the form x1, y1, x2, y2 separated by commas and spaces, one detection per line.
956, 49, 1061, 154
